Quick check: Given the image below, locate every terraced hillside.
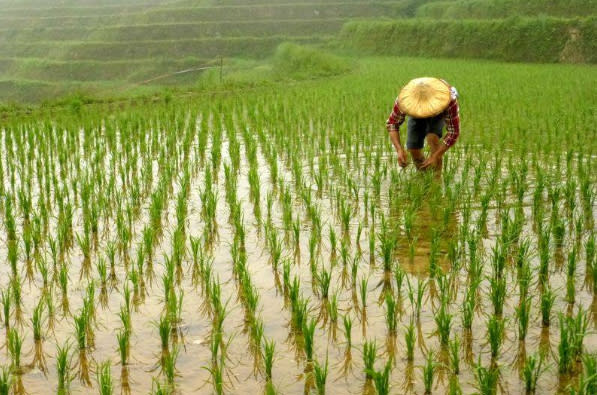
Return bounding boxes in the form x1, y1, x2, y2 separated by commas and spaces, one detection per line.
0, 0, 409, 103
1, 0, 595, 104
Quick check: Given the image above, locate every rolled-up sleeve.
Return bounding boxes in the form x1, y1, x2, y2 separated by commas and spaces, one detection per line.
386, 97, 406, 132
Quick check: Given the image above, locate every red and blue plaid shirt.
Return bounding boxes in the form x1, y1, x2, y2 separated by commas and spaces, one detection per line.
386, 86, 460, 148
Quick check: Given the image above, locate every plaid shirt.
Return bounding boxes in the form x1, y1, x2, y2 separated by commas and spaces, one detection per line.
386, 86, 460, 148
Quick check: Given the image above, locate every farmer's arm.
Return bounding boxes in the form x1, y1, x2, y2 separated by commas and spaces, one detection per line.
421, 98, 460, 168
442, 98, 460, 149
386, 97, 408, 166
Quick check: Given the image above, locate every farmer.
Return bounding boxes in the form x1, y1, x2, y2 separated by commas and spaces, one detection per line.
386, 77, 460, 172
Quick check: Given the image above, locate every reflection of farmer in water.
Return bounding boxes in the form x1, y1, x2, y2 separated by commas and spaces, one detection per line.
386, 77, 460, 173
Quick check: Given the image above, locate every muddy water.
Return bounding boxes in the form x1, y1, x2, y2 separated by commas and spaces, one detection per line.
0, 129, 596, 395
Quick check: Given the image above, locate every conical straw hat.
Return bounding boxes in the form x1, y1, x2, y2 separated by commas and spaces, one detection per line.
398, 77, 451, 118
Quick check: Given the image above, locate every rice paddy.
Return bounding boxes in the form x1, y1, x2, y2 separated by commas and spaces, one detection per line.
0, 56, 596, 394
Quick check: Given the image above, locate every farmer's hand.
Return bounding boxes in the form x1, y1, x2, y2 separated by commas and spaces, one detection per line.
420, 152, 441, 170
397, 148, 408, 168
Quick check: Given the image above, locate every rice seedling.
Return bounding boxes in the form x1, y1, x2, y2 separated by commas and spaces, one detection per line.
74, 310, 89, 350
1, 289, 11, 330
163, 345, 179, 385
368, 359, 391, 395
522, 353, 543, 394
97, 257, 107, 288
487, 315, 505, 359
317, 267, 331, 299
36, 256, 50, 289
343, 314, 352, 349
384, 292, 398, 335
360, 277, 368, 309
363, 340, 377, 379
407, 278, 427, 320
59, 263, 69, 297
405, 320, 415, 362
422, 351, 435, 394
435, 305, 452, 346
56, 342, 72, 394
117, 329, 130, 366
119, 304, 132, 337
448, 375, 463, 395
313, 355, 329, 395
541, 287, 556, 327
303, 318, 316, 361
575, 353, 597, 395
489, 274, 506, 316
474, 358, 499, 395
429, 229, 441, 278
31, 298, 44, 341
586, 234, 595, 270
327, 293, 338, 324
97, 361, 113, 395
0, 367, 11, 395
449, 337, 460, 375
11, 276, 22, 318
462, 286, 476, 330
263, 338, 275, 381
340, 200, 352, 234
517, 260, 532, 301
516, 296, 531, 341
558, 313, 577, 374
7, 328, 23, 372
394, 265, 405, 297
151, 379, 173, 395
378, 222, 396, 272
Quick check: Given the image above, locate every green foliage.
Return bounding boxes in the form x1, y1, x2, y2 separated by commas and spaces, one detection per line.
340, 16, 597, 63
416, 0, 596, 19
272, 43, 353, 80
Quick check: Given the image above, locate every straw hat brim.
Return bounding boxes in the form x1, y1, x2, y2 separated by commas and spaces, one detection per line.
398, 77, 451, 118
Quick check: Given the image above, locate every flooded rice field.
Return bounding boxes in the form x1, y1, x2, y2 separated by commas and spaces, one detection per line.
0, 59, 596, 394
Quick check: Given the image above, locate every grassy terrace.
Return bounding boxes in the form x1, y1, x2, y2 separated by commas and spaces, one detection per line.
0, 2, 405, 26
416, 0, 597, 18
0, 0, 397, 103
0, 36, 327, 60
0, 19, 348, 41
0, 57, 212, 82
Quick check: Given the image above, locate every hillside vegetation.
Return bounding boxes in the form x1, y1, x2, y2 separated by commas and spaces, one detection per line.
0, 0, 595, 104
341, 17, 596, 63
416, 0, 597, 19
0, 0, 412, 103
